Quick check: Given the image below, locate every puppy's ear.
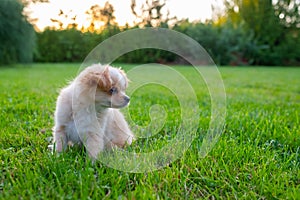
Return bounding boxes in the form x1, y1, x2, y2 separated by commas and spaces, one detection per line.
81, 71, 99, 86
118, 67, 130, 83
86, 73, 99, 86
82, 66, 111, 90
98, 66, 112, 90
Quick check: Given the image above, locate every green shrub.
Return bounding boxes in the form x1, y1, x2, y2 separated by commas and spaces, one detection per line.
34, 21, 299, 66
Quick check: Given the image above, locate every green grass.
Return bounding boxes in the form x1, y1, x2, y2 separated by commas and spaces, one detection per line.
0, 63, 299, 199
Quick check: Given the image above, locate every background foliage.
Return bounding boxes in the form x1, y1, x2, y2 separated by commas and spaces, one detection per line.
0, 0, 299, 66
0, 0, 35, 65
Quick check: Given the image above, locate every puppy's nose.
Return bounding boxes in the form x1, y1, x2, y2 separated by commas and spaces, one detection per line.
124, 96, 130, 103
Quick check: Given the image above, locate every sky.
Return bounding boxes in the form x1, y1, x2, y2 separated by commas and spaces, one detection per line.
28, 0, 224, 30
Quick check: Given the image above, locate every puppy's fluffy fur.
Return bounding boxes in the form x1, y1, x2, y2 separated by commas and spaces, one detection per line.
52, 64, 134, 159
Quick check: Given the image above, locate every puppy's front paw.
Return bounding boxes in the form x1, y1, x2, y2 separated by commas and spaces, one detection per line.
48, 144, 54, 154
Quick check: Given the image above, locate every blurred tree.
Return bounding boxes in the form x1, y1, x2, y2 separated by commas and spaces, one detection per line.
50, 9, 78, 30
86, 5, 104, 32
85, 2, 117, 33
0, 0, 35, 65
223, 0, 300, 65
131, 0, 177, 27
274, 0, 300, 29
101, 2, 117, 28
224, 0, 280, 38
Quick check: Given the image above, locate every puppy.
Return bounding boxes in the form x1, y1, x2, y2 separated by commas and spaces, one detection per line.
52, 64, 134, 159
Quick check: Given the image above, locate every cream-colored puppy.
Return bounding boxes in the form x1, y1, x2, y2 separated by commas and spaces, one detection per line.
52, 64, 134, 159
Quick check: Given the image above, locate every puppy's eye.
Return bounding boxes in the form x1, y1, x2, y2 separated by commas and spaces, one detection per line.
109, 87, 118, 95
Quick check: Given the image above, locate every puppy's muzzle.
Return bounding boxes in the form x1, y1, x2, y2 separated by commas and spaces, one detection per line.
124, 96, 130, 104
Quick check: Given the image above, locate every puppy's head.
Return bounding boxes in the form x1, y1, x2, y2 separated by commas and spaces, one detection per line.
81, 65, 130, 109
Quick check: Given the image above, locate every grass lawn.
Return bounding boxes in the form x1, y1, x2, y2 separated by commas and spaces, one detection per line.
0, 63, 299, 199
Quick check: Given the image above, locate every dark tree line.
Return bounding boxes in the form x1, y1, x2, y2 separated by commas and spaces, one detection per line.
0, 0, 35, 64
